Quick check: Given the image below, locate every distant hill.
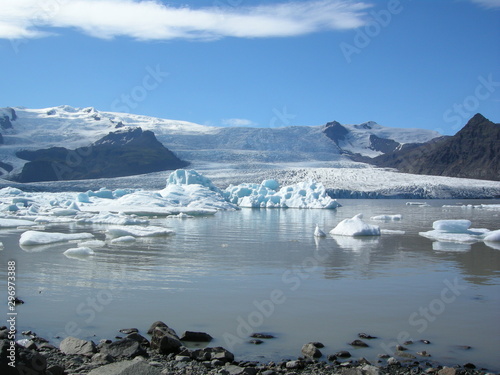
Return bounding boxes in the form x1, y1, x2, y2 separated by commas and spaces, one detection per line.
14, 127, 189, 182
370, 114, 499, 181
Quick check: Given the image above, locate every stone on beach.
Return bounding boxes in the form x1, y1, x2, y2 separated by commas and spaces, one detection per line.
59, 336, 97, 356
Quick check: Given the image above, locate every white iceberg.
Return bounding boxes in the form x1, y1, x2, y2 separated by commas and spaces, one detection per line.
63, 247, 95, 256
78, 240, 106, 248
0, 218, 36, 228
420, 219, 491, 244
106, 225, 175, 238
432, 220, 471, 233
19, 231, 94, 246
484, 230, 500, 242
76, 212, 149, 225
371, 214, 402, 221
110, 236, 136, 244
330, 214, 381, 236
314, 224, 327, 237
225, 179, 341, 209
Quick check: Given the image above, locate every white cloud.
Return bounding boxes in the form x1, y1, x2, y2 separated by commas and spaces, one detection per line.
470, 0, 500, 8
0, 0, 371, 41
222, 118, 257, 127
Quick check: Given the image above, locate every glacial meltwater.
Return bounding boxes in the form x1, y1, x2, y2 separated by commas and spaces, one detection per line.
1, 199, 499, 371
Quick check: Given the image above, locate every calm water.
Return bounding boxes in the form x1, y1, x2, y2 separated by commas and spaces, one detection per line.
1, 199, 499, 370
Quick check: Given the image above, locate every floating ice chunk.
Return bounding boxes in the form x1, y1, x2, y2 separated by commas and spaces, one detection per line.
78, 240, 106, 248
77, 192, 91, 203
167, 169, 222, 193
52, 208, 79, 216
484, 230, 500, 242
88, 188, 114, 199
63, 247, 95, 256
380, 229, 406, 235
106, 225, 175, 238
111, 236, 136, 244
0, 218, 36, 228
0, 242, 3, 249
0, 187, 24, 196
76, 212, 149, 225
419, 230, 483, 244
314, 224, 327, 237
330, 214, 381, 236
167, 212, 194, 219
332, 235, 380, 252
20, 231, 94, 246
371, 214, 402, 221
406, 202, 430, 207
432, 242, 471, 252
432, 220, 471, 233
225, 179, 340, 209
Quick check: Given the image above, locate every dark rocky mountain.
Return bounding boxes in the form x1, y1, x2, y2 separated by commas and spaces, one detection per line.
14, 127, 189, 182
0, 107, 16, 130
370, 114, 499, 181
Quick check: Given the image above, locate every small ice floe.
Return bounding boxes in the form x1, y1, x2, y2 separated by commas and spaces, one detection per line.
419, 219, 490, 245
380, 229, 406, 235
167, 212, 194, 219
106, 225, 175, 238
19, 231, 94, 246
484, 230, 500, 242
110, 236, 136, 244
0, 218, 36, 228
330, 214, 380, 237
406, 202, 430, 207
314, 224, 327, 237
370, 214, 402, 221
76, 212, 149, 225
63, 247, 95, 256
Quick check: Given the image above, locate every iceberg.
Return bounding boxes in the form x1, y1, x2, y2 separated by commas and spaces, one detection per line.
0, 218, 36, 228
370, 214, 402, 221
484, 230, 500, 242
330, 214, 381, 236
20, 231, 94, 246
420, 219, 491, 244
432, 220, 471, 233
63, 247, 95, 256
314, 224, 327, 237
78, 240, 106, 248
110, 236, 136, 244
76, 212, 149, 225
106, 225, 175, 238
225, 179, 341, 209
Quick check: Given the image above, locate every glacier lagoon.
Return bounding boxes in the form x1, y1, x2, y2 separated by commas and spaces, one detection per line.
1, 199, 499, 371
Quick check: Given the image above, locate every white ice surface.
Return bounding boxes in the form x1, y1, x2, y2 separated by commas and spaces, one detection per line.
106, 226, 175, 238
330, 214, 381, 236
19, 231, 94, 246
0, 218, 36, 227
370, 214, 402, 221
484, 230, 500, 242
314, 224, 327, 237
63, 247, 95, 256
432, 220, 471, 233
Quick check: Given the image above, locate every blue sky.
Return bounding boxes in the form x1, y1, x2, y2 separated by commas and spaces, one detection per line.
0, 0, 499, 134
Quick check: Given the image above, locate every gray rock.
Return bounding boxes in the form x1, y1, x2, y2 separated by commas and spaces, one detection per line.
286, 360, 303, 369
437, 368, 457, 375
126, 332, 150, 347
175, 355, 191, 362
335, 351, 352, 358
46, 365, 65, 375
224, 364, 258, 375
358, 333, 377, 339
119, 328, 139, 335
179, 331, 213, 342
301, 342, 322, 358
87, 358, 162, 375
147, 321, 178, 337
340, 369, 363, 375
387, 357, 400, 366
249, 339, 263, 345
59, 336, 97, 356
210, 347, 234, 363
349, 339, 369, 347
362, 364, 381, 375
250, 333, 275, 339
394, 350, 416, 359
150, 327, 182, 355
100, 338, 146, 359
92, 352, 115, 365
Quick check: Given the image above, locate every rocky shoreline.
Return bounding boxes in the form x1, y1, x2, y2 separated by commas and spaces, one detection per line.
0, 322, 497, 375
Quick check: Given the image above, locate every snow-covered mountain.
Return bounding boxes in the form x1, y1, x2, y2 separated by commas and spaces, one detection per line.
0, 105, 440, 177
